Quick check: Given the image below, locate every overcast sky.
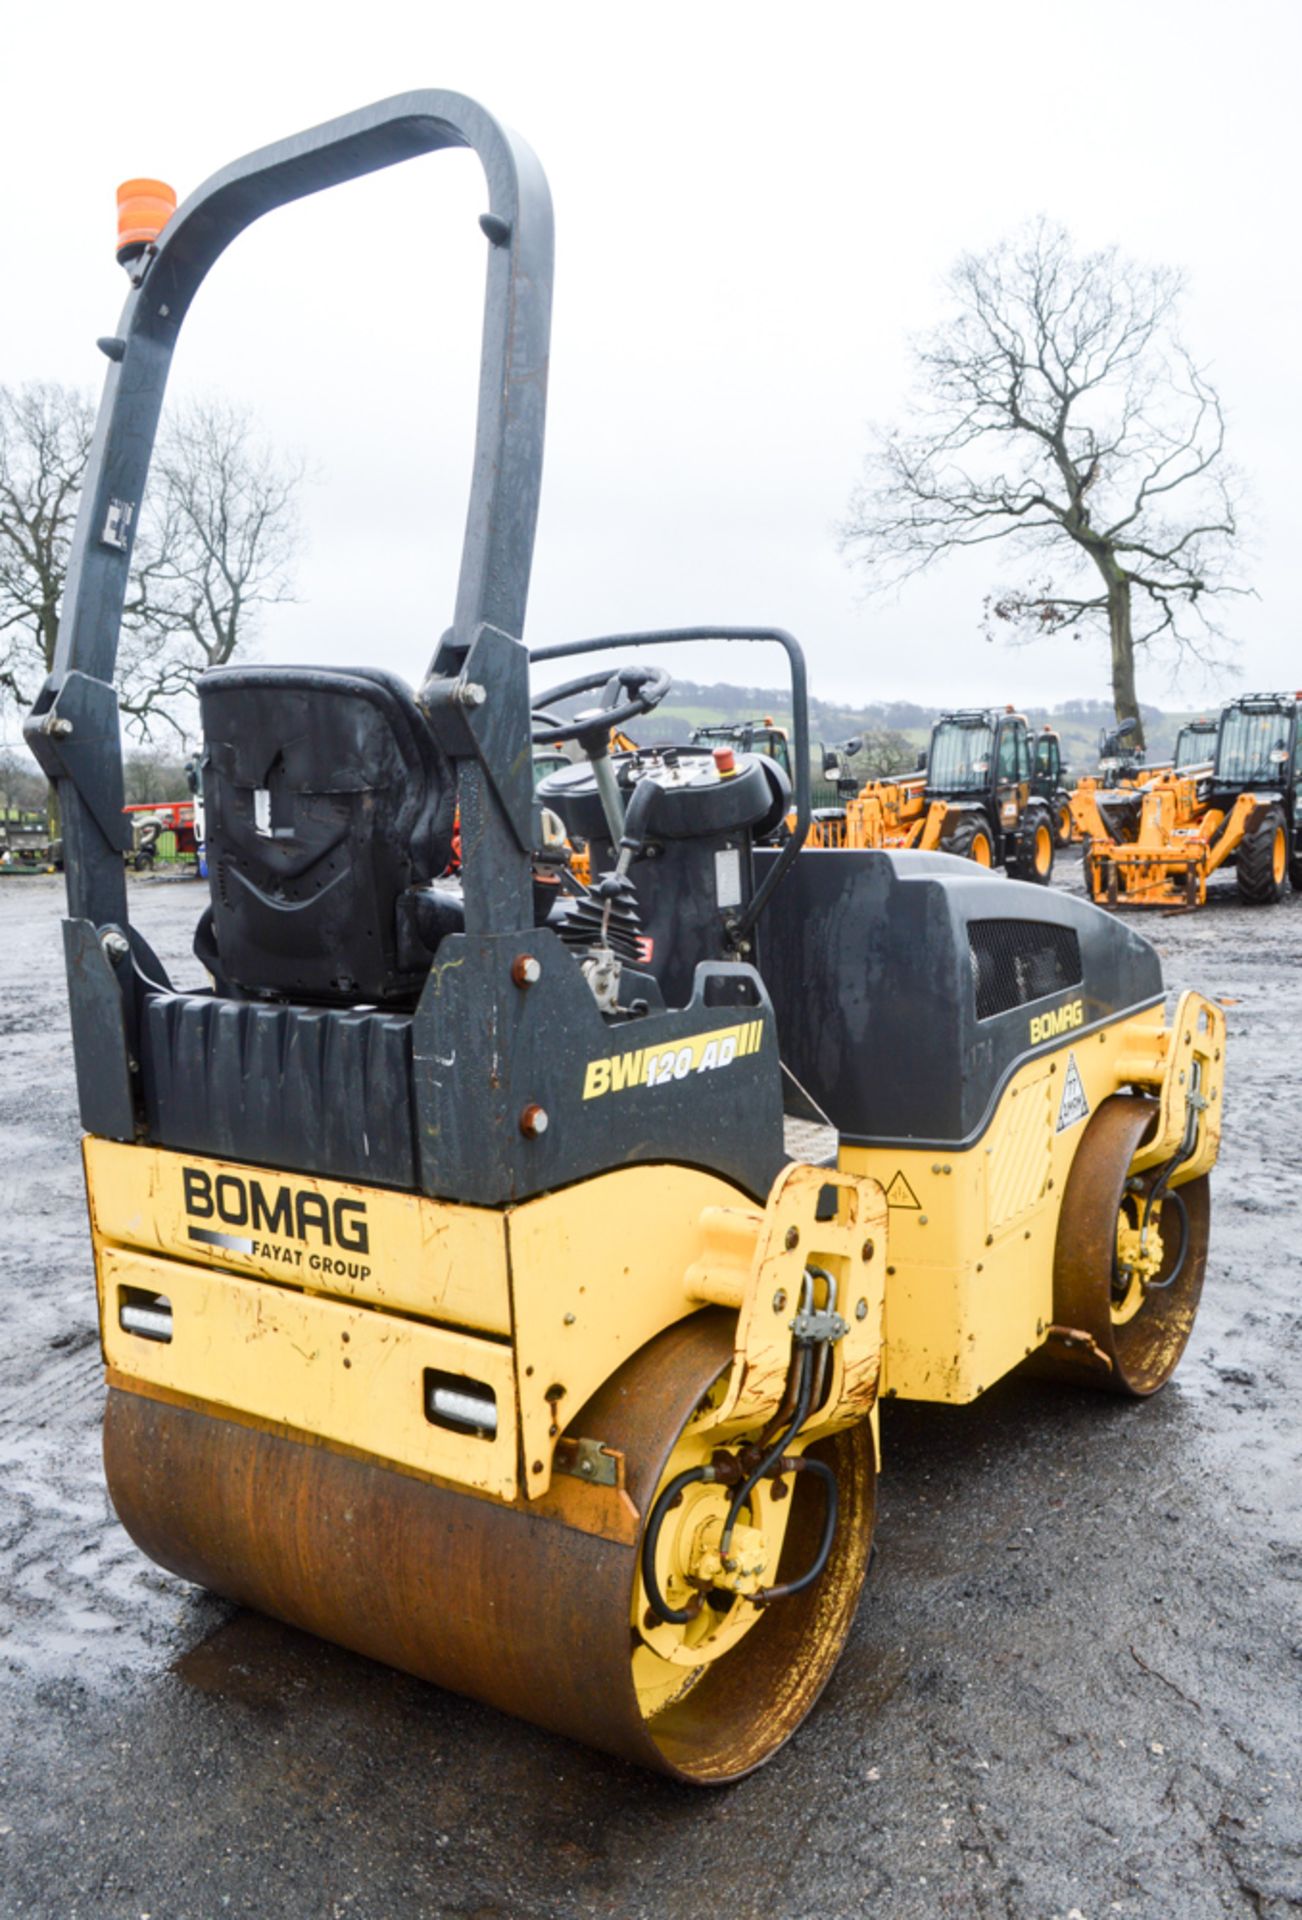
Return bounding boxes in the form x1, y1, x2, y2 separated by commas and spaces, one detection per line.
5, 0, 1299, 716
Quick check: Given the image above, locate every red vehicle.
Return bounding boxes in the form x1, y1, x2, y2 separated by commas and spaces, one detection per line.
123, 799, 199, 867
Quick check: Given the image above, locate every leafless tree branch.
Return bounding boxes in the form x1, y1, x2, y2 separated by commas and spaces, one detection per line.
0, 383, 305, 754
840, 218, 1247, 742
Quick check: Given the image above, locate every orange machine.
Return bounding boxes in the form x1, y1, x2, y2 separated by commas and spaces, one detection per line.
1080, 695, 1299, 909
806, 709, 1055, 883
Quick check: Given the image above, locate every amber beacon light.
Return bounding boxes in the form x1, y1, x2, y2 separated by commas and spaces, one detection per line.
115, 178, 177, 265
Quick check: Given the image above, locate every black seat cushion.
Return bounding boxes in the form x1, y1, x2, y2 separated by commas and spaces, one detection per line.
198, 664, 456, 1005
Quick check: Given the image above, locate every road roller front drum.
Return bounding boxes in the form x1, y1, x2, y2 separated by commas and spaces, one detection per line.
104, 1312, 877, 1784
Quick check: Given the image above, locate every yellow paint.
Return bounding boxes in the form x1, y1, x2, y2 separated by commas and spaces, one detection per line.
581, 1020, 764, 1101
1028, 997, 1084, 1045
86, 1134, 887, 1513
805, 778, 1009, 867
82, 977, 1220, 1514
1118, 990, 1223, 1181
99, 1246, 522, 1497
630, 1383, 796, 1718
506, 1160, 885, 1497
90, 1147, 755, 1503
1114, 1203, 1164, 1312
626, 1166, 886, 1722
804, 775, 930, 852
1083, 774, 1261, 909
805, 813, 850, 850
915, 798, 952, 852
884, 1170, 921, 1210
986, 1065, 1055, 1235
1069, 765, 1171, 845
840, 991, 1224, 1404
966, 821, 994, 865
699, 1163, 885, 1442
682, 1202, 765, 1309
506, 1163, 755, 1497
85, 1139, 512, 1336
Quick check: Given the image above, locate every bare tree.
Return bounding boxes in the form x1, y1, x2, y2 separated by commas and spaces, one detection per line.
841, 221, 1246, 747
120, 398, 305, 738
122, 747, 194, 806
0, 383, 96, 714
0, 743, 47, 816
0, 382, 304, 764
858, 725, 918, 778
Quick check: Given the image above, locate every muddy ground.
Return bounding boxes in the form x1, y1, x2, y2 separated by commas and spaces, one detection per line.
0, 865, 1298, 1920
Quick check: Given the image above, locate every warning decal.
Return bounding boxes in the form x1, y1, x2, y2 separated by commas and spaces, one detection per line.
1056, 1052, 1091, 1133
884, 1170, 921, 1210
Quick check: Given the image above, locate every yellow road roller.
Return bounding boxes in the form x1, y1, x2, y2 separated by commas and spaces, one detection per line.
27, 91, 1225, 1783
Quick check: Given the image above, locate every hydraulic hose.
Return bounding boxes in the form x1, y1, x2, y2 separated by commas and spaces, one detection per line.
640, 1269, 845, 1626
804, 1264, 838, 1415
639, 1465, 713, 1626
752, 1456, 839, 1606
1115, 1062, 1202, 1301
1137, 1183, 1190, 1291
719, 1343, 813, 1561
1136, 1060, 1203, 1289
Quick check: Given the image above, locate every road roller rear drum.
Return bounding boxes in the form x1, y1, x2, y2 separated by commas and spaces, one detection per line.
1036, 1095, 1211, 1395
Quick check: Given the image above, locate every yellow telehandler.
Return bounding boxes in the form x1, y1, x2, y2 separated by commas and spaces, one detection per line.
1079, 695, 1299, 908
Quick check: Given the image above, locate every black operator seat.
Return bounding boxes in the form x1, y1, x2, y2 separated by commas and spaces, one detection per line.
197, 664, 458, 1006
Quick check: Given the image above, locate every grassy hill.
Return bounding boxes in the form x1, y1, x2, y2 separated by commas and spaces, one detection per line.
651, 681, 1212, 776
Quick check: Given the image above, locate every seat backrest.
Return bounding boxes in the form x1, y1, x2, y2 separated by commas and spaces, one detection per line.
198, 665, 456, 1005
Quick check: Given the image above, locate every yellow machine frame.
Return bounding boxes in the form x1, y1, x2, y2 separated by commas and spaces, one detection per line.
90, 1146, 886, 1530
1067, 759, 1174, 844
806, 776, 976, 856
89, 987, 1222, 1506
1076, 773, 1267, 909
807, 777, 1038, 866
842, 990, 1221, 1399
37, 81, 1234, 1788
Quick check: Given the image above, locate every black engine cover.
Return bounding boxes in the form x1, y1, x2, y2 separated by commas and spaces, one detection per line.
756, 848, 1162, 1147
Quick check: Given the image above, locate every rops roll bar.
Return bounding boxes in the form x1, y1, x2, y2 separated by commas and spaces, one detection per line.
27, 90, 553, 935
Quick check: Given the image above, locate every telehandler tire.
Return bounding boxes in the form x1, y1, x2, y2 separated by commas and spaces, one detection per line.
102, 1311, 877, 1784
1236, 806, 1289, 904
1007, 804, 1055, 885
939, 814, 995, 868
1035, 1094, 1209, 1395
1054, 795, 1073, 848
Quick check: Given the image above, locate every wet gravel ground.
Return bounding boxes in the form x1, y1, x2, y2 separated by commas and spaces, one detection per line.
0, 864, 1298, 1920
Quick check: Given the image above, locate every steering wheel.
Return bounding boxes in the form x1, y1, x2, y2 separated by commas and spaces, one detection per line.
530, 663, 671, 747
